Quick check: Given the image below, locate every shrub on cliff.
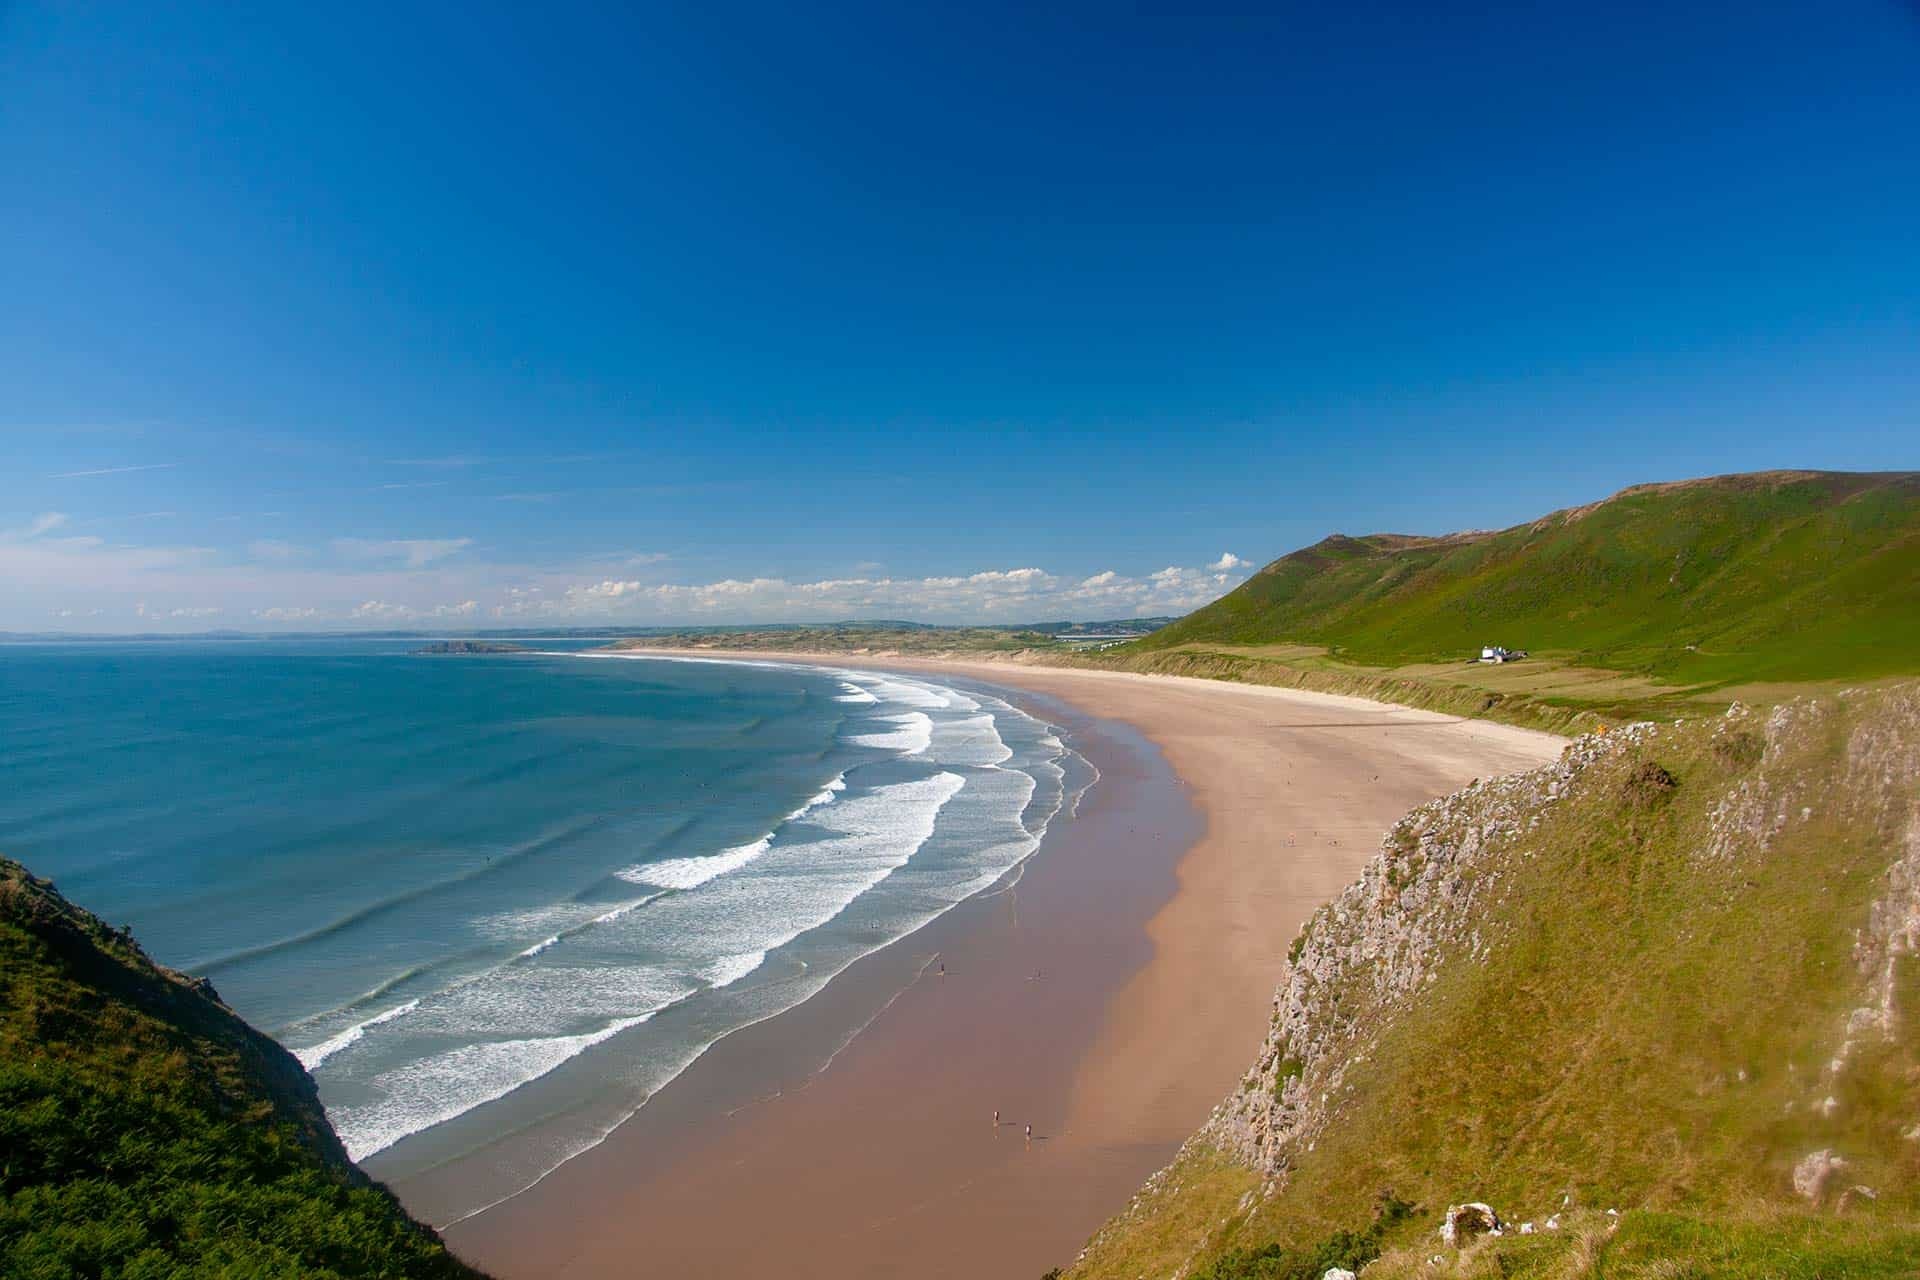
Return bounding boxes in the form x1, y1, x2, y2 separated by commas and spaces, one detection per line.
0, 859, 486, 1279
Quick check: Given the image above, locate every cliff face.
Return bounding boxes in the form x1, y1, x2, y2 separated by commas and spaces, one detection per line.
1205, 726, 1651, 1172
0, 858, 486, 1278
1074, 684, 1920, 1278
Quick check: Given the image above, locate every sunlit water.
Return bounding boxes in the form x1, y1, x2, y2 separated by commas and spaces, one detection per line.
0, 639, 1091, 1215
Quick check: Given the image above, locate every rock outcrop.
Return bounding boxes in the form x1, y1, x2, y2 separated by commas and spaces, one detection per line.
1440, 1203, 1502, 1246
1203, 723, 1655, 1174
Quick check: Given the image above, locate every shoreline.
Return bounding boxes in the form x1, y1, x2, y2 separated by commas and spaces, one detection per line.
433, 653, 1565, 1278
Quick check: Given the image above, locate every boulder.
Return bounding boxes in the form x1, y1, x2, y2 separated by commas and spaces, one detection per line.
1792, 1149, 1847, 1201
1440, 1202, 1502, 1246
1837, 1185, 1880, 1214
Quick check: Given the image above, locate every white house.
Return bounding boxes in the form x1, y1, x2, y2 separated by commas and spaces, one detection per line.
1479, 645, 1525, 664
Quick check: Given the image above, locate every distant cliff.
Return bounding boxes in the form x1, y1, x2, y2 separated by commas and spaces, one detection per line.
0, 858, 486, 1278
1072, 684, 1920, 1276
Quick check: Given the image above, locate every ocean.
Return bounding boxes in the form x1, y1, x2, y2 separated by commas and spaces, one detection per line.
0, 638, 1091, 1218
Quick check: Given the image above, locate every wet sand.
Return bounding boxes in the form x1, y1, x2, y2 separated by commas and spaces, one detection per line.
438, 657, 1564, 1278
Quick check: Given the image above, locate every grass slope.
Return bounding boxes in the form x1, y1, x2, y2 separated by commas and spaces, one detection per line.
0, 858, 484, 1279
1071, 684, 1920, 1278
1131, 470, 1920, 694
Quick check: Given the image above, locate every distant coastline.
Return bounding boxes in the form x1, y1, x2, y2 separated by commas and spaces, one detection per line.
410, 639, 530, 654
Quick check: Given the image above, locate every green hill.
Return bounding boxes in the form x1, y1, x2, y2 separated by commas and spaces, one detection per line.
1119, 471, 1918, 723
0, 858, 484, 1279
1069, 683, 1920, 1278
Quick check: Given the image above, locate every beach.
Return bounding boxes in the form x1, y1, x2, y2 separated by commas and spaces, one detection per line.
437, 657, 1565, 1278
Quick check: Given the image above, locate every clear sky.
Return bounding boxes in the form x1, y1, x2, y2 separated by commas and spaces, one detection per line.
3, 2, 1916, 631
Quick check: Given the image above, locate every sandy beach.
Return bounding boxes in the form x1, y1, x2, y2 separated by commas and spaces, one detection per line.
436, 657, 1564, 1278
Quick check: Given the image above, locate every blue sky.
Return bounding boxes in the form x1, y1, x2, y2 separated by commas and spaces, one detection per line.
2, 2, 1916, 630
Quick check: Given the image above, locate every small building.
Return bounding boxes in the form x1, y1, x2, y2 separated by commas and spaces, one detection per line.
1479, 645, 1526, 664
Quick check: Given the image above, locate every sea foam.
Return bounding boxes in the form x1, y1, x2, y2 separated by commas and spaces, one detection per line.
303, 654, 1081, 1201
618, 836, 773, 891
333, 1012, 656, 1161
844, 710, 933, 755
295, 999, 422, 1070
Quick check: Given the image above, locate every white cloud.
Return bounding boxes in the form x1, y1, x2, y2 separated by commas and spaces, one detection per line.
348, 598, 478, 621
969, 567, 1049, 586
46, 462, 177, 479
543, 559, 1249, 622
1208, 552, 1249, 571
0, 513, 1252, 630
333, 537, 473, 568
385, 455, 487, 469
134, 603, 222, 619
579, 579, 644, 598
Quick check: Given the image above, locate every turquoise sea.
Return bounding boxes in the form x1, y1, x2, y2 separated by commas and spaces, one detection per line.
0, 639, 1090, 1217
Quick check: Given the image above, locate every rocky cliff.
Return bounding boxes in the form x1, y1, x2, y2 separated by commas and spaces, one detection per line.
1073, 685, 1920, 1277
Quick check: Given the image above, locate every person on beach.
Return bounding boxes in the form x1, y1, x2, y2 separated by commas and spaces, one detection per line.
1024, 1122, 1032, 1141
993, 1109, 1000, 1127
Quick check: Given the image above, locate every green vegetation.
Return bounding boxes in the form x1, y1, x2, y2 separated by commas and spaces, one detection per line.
0, 859, 483, 1279
632, 473, 1920, 734
1361, 1208, 1920, 1279
1190, 1195, 1413, 1280
1105, 471, 1920, 729
1071, 685, 1920, 1277
1074, 645, 1632, 735
609, 623, 1075, 656
604, 618, 1175, 658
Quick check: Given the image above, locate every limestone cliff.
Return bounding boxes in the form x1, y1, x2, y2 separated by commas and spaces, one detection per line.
1073, 686, 1920, 1277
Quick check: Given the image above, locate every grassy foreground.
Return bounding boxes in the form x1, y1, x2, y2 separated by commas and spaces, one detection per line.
1068, 683, 1920, 1277
0, 859, 483, 1279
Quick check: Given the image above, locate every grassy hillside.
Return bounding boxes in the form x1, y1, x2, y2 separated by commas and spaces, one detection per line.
1123, 471, 1919, 716
0, 858, 484, 1279
1070, 684, 1920, 1278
